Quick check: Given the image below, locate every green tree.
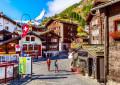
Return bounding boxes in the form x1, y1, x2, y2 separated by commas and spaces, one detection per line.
80, 19, 86, 28
77, 26, 84, 33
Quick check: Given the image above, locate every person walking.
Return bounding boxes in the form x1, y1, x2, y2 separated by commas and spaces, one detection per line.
54, 60, 58, 73
46, 59, 51, 71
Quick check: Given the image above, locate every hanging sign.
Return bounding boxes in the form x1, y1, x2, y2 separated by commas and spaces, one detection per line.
19, 57, 31, 74
15, 44, 20, 51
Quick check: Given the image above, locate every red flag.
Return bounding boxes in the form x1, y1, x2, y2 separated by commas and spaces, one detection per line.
23, 25, 29, 38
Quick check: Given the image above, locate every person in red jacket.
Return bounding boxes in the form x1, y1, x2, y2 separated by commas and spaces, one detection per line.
46, 59, 51, 71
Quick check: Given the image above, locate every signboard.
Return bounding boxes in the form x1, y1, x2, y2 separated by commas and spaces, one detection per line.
19, 57, 31, 74
0, 67, 5, 79
7, 66, 13, 78
22, 41, 30, 44
15, 44, 20, 51
32, 43, 38, 45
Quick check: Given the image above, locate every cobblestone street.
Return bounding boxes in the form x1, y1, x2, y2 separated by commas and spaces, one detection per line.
5, 53, 101, 85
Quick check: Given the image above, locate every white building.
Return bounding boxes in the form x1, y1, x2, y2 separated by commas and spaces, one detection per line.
0, 12, 21, 32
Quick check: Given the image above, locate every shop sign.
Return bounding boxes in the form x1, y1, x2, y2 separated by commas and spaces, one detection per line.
7, 66, 13, 78
19, 57, 31, 74
22, 41, 30, 44
0, 67, 5, 79
32, 43, 38, 44
15, 44, 20, 51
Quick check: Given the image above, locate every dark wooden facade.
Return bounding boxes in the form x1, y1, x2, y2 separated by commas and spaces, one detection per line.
46, 19, 78, 51
40, 30, 60, 52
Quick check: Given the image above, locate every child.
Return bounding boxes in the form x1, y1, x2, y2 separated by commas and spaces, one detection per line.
46, 59, 51, 71
54, 60, 58, 73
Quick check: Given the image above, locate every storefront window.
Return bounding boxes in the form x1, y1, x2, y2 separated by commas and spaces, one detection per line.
23, 44, 27, 50
34, 45, 38, 50
29, 44, 33, 50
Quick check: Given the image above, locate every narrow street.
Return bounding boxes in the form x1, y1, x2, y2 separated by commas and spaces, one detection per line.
6, 53, 101, 85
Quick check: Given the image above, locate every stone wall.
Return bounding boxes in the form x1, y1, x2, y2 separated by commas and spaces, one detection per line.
108, 1, 120, 80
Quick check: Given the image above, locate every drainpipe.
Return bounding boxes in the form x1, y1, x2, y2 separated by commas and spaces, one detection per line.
90, 8, 107, 85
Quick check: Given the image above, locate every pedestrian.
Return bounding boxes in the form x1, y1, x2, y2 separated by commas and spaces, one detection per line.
46, 59, 51, 71
54, 59, 58, 73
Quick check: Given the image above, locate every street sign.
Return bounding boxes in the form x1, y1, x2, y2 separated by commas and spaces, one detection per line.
15, 44, 20, 51
19, 57, 31, 74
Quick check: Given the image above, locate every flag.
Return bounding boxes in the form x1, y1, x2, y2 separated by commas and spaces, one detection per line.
23, 25, 29, 38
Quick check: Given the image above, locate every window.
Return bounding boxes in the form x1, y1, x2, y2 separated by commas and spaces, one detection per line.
5, 26, 9, 30
93, 37, 94, 40
34, 45, 38, 50
56, 22, 57, 24
12, 35, 15, 38
23, 44, 27, 50
29, 44, 33, 50
78, 51, 88, 56
115, 21, 120, 31
6, 21, 9, 24
31, 37, 35, 41
26, 37, 30, 41
55, 27, 57, 30
0, 34, 3, 40
14, 27, 17, 32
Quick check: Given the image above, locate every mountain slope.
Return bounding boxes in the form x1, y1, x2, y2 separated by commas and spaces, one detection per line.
41, 0, 94, 27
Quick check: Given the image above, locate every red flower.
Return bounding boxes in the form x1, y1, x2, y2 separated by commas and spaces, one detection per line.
109, 30, 120, 39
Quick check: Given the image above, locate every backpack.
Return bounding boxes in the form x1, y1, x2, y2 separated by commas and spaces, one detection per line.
54, 62, 56, 66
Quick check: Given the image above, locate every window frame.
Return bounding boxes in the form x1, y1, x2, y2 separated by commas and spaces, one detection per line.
114, 19, 120, 31
23, 44, 27, 50
31, 37, 35, 41
29, 44, 33, 50
5, 26, 9, 30
26, 37, 30, 41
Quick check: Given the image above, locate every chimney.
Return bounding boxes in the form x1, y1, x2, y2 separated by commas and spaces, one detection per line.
0, 12, 3, 16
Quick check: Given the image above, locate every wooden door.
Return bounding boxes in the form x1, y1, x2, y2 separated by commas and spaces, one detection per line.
38, 45, 41, 56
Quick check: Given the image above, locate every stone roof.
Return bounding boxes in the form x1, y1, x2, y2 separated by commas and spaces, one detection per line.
83, 44, 104, 56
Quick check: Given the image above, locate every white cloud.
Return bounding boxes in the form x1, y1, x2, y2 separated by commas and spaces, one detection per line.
46, 0, 80, 17
6, 0, 10, 3
35, 9, 45, 21
15, 20, 29, 24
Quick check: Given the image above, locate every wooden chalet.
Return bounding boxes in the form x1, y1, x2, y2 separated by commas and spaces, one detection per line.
33, 30, 61, 57
0, 32, 45, 62
46, 18, 78, 51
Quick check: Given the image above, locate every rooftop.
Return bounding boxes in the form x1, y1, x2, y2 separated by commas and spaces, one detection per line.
83, 44, 104, 56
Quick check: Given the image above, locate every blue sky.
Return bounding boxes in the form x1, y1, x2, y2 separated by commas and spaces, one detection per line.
0, 0, 80, 21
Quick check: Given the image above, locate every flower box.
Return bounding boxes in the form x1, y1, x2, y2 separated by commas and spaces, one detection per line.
109, 30, 120, 40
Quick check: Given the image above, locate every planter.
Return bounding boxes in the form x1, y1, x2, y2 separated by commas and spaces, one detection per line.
114, 38, 120, 41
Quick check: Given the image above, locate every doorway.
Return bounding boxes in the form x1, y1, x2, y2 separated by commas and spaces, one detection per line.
88, 58, 93, 76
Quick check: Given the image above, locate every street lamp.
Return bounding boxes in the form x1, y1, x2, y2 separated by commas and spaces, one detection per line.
20, 14, 31, 55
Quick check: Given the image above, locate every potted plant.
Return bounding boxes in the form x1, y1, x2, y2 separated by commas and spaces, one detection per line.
109, 30, 120, 40
80, 68, 85, 76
